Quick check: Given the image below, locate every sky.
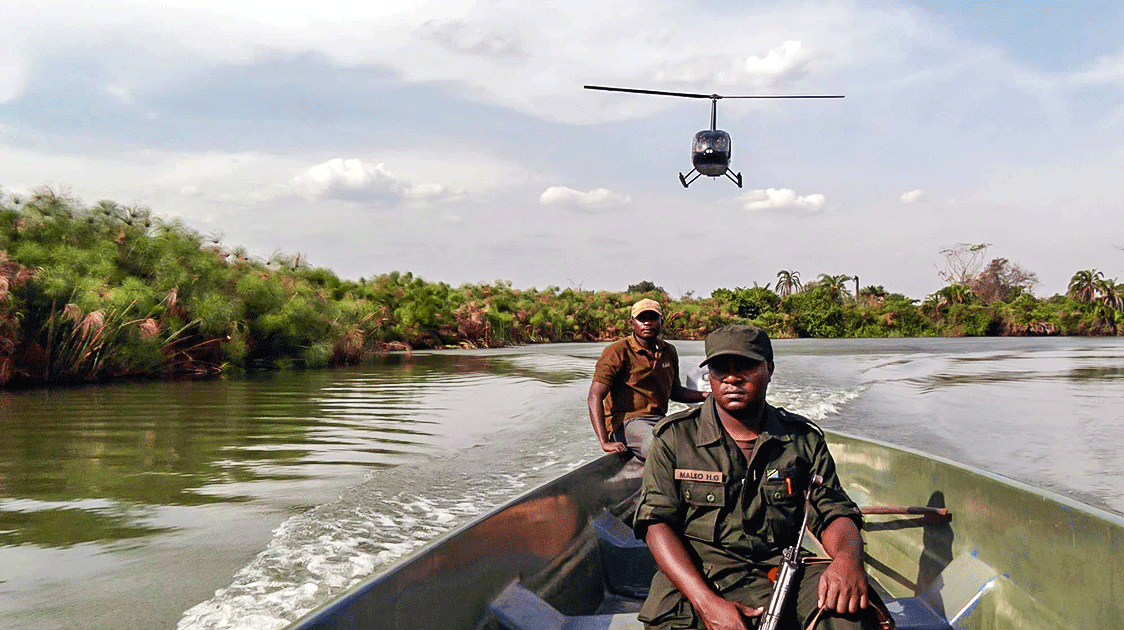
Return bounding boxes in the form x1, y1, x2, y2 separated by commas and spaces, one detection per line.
2, 0, 1123, 300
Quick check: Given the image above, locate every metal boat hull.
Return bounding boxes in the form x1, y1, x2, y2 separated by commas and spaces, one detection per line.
830, 432, 1123, 630
286, 432, 1124, 630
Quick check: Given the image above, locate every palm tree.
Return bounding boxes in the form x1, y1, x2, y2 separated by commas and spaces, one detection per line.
1068, 269, 1104, 304
1099, 279, 1123, 311
817, 274, 852, 303
934, 284, 976, 306
1091, 303, 1120, 335
775, 270, 802, 298
920, 293, 943, 319
858, 285, 889, 306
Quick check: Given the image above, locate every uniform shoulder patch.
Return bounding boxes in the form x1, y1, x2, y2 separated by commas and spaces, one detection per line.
774, 406, 824, 436
653, 406, 699, 436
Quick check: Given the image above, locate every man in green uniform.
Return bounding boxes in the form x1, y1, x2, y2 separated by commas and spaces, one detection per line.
633, 325, 878, 630
588, 298, 707, 460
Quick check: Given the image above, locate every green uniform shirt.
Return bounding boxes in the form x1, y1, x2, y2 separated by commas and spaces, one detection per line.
633, 398, 863, 626
592, 336, 681, 435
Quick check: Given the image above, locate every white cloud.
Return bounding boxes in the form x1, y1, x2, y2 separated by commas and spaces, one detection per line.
0, 49, 29, 104
742, 40, 814, 81
292, 158, 404, 202
651, 41, 819, 90
417, 19, 525, 58
403, 181, 466, 204
539, 186, 631, 211
741, 188, 825, 212
900, 188, 926, 203
106, 84, 134, 105
0, 0, 931, 122
291, 158, 464, 206
0, 183, 33, 200
1071, 49, 1124, 85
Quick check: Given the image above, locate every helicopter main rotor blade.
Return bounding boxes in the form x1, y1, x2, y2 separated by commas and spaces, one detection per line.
584, 85, 713, 99
722, 94, 845, 99
585, 85, 844, 99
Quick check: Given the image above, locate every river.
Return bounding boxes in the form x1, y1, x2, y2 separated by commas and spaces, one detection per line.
1, 337, 1121, 630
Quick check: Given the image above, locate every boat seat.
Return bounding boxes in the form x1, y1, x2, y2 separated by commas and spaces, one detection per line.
494, 512, 956, 630
486, 581, 644, 630
488, 581, 953, 630
591, 511, 656, 599
880, 597, 951, 630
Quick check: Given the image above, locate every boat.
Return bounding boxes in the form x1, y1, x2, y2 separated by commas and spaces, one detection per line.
284, 430, 1124, 630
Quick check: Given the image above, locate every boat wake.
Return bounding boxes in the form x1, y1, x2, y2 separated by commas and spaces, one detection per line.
176, 406, 595, 630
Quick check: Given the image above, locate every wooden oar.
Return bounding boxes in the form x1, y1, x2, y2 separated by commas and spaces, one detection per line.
860, 505, 951, 524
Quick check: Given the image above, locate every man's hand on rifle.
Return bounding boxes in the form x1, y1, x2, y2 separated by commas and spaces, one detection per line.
694, 593, 763, 630
646, 523, 764, 630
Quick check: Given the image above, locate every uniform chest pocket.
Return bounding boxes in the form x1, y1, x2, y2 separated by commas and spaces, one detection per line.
761, 469, 805, 545
681, 480, 727, 542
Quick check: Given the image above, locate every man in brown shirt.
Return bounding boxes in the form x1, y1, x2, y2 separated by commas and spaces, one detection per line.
588, 298, 708, 460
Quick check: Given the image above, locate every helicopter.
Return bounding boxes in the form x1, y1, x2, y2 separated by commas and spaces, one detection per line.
584, 85, 843, 188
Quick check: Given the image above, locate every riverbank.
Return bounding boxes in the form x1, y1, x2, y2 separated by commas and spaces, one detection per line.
2, 190, 1120, 389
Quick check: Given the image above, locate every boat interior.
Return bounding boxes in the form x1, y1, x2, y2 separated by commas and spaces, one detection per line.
286, 434, 1123, 630
475, 484, 967, 630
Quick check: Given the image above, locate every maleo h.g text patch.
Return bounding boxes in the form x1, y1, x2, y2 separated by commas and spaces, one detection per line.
674, 469, 725, 483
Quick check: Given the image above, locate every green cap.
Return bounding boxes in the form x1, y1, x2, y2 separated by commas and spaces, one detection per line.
700, 325, 773, 367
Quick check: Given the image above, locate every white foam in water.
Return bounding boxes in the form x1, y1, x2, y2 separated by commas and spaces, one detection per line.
176, 450, 553, 630
770, 384, 865, 422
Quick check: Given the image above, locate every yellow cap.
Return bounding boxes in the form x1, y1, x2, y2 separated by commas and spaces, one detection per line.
631, 298, 662, 318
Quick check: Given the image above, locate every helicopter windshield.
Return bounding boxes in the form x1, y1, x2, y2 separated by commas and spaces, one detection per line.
693, 132, 730, 153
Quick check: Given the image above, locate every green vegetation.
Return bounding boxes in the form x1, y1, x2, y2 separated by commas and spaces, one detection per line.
1, 191, 1120, 387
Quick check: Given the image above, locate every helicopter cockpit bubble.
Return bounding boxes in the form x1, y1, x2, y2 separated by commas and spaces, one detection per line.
693, 132, 730, 154
691, 130, 732, 176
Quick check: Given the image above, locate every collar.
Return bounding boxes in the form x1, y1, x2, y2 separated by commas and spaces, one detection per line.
696, 398, 793, 447
627, 334, 661, 355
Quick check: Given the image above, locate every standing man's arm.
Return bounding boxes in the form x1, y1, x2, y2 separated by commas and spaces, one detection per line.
645, 524, 763, 630
588, 381, 628, 454
669, 348, 708, 404
670, 381, 708, 404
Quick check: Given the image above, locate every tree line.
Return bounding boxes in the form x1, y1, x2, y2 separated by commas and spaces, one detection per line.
1, 189, 1120, 387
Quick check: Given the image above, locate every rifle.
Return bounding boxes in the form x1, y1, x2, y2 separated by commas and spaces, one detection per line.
756, 474, 822, 630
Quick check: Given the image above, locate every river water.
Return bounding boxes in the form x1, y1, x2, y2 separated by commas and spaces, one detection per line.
1, 337, 1122, 630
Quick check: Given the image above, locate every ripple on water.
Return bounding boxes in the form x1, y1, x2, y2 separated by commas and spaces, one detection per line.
175, 434, 583, 630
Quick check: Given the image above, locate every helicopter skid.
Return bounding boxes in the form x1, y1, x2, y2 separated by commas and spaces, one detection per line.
678, 168, 742, 188
679, 170, 702, 188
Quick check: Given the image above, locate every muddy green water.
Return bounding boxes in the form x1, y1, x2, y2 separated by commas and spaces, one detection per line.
1, 337, 1122, 630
